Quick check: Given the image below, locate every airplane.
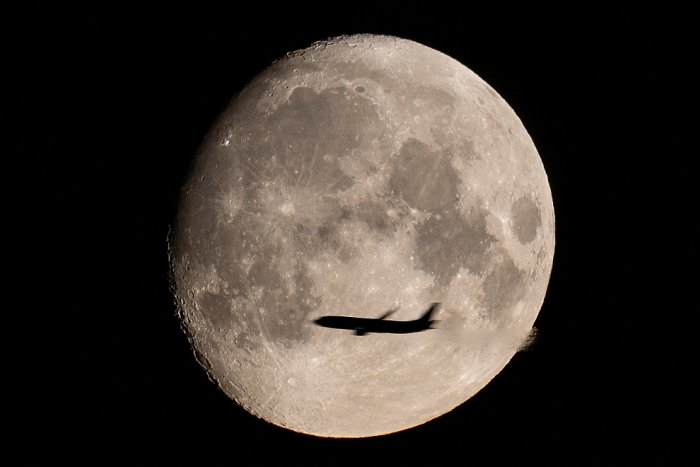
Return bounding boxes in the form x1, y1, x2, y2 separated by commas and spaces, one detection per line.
313, 303, 440, 336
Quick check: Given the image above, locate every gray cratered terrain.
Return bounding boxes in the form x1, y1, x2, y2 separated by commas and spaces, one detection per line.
169, 34, 555, 437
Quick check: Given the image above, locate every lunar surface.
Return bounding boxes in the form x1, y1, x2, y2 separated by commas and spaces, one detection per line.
169, 34, 554, 437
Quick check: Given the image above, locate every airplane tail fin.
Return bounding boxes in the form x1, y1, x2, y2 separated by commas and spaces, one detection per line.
419, 302, 441, 328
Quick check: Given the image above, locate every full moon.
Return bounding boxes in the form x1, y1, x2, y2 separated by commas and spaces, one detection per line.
169, 34, 554, 437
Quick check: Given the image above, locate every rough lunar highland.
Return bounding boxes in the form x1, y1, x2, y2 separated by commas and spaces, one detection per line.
169, 34, 555, 437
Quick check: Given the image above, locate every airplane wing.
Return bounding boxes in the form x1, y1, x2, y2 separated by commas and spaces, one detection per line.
377, 307, 398, 320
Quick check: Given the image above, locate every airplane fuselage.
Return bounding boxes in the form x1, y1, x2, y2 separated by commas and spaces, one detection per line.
314, 316, 431, 335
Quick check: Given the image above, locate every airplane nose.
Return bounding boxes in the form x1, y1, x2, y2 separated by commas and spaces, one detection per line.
313, 317, 329, 325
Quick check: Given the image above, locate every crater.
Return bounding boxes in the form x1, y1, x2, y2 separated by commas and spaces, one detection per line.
511, 196, 541, 244
354, 85, 366, 93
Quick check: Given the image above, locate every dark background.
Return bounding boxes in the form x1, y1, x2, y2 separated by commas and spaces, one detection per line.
18, 3, 694, 464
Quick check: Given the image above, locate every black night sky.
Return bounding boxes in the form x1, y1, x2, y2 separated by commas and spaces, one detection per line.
19, 3, 694, 464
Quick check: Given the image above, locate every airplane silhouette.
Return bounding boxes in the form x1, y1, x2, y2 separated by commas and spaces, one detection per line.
313, 303, 440, 336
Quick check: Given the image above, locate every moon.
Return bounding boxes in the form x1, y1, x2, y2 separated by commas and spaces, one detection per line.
169, 34, 554, 437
